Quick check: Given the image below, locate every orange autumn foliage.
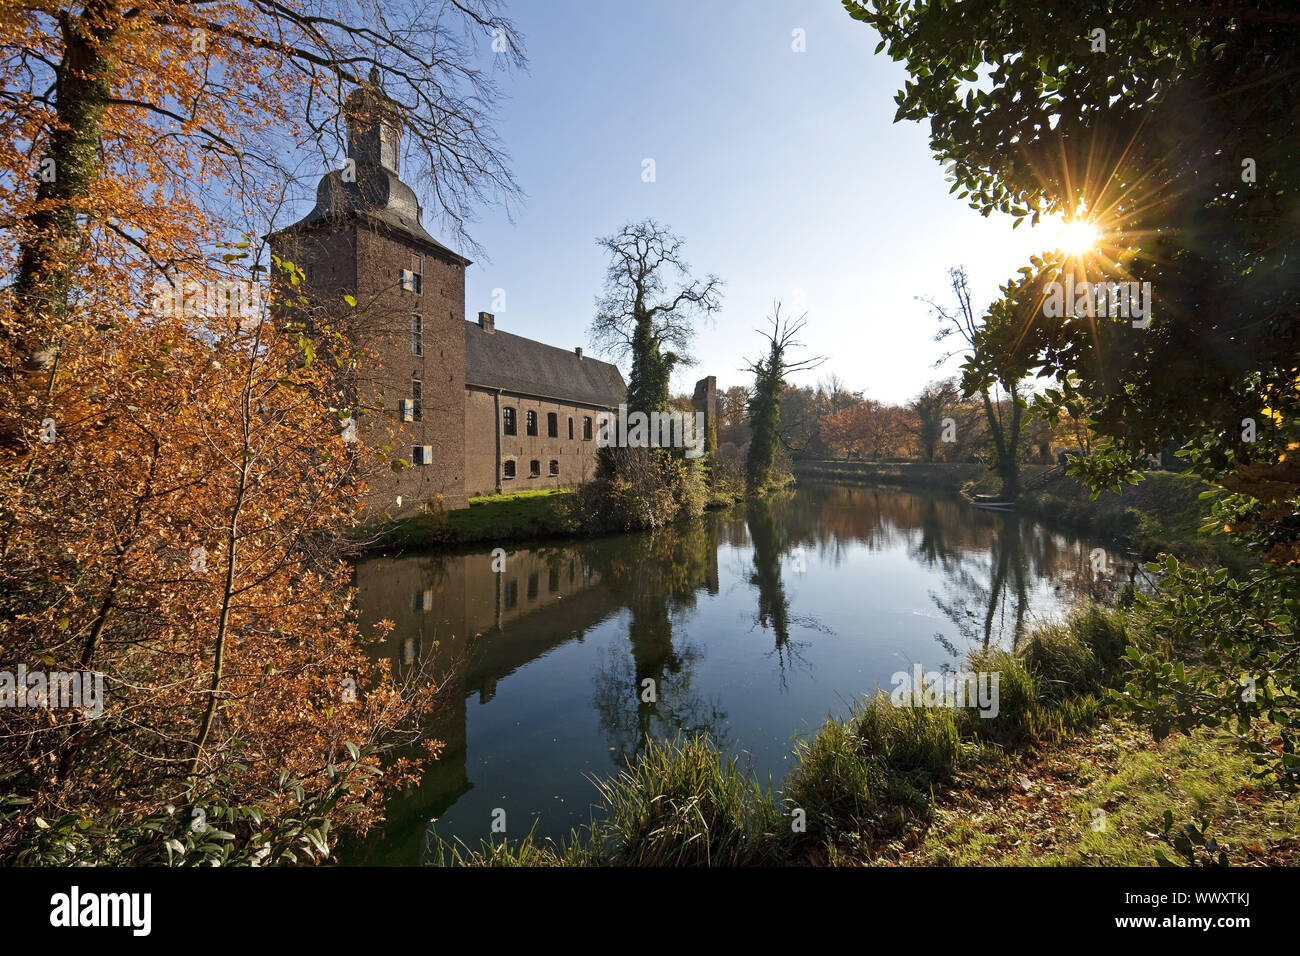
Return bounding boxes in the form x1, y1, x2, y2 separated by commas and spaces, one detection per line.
0, 1, 522, 847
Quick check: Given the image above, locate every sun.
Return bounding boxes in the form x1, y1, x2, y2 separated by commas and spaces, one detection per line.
1056, 220, 1100, 255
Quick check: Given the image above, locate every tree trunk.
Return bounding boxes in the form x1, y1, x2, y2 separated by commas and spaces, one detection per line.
11, 2, 117, 372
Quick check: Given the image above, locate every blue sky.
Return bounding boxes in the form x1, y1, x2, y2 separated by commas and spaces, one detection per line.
427, 0, 1064, 405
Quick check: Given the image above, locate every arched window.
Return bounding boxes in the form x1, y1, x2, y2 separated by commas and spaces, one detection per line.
503, 459, 516, 478
503, 407, 516, 435
526, 410, 538, 436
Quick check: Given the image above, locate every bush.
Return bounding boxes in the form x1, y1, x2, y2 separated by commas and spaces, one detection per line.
575, 446, 706, 533
591, 735, 783, 866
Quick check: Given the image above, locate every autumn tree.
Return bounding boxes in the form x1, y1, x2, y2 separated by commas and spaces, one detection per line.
0, 0, 522, 859
923, 267, 1026, 496
911, 379, 962, 463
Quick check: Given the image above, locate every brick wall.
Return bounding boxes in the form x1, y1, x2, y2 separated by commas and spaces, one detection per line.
353, 225, 467, 514
464, 387, 605, 496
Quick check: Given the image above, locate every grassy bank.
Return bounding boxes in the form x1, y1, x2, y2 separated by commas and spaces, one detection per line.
795, 460, 1247, 569
966, 467, 1248, 569
424, 606, 1295, 866
794, 459, 984, 492
353, 489, 578, 551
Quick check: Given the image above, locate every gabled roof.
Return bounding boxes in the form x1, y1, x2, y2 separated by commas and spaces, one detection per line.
465, 322, 626, 408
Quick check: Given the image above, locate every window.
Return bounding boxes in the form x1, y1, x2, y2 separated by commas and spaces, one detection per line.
527, 572, 538, 600
548, 566, 560, 592
548, 459, 559, 476
504, 579, 518, 609
412, 445, 432, 465
526, 410, 538, 436
402, 256, 423, 293
583, 416, 593, 440
503, 407, 516, 435
400, 399, 414, 423
411, 379, 423, 421
529, 459, 540, 478
547, 412, 558, 438
503, 459, 516, 479
411, 314, 422, 355
568, 417, 574, 440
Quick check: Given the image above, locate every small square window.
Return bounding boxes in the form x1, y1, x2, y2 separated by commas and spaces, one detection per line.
548, 459, 559, 476
412, 445, 433, 465
401, 269, 422, 294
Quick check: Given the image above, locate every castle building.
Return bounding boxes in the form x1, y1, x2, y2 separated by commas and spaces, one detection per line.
270, 76, 713, 515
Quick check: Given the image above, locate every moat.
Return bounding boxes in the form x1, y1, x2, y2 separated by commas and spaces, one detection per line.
345, 483, 1132, 864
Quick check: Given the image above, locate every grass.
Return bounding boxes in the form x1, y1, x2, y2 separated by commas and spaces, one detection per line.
420, 603, 1291, 867
352, 489, 578, 551
910, 722, 1298, 866
794, 460, 984, 492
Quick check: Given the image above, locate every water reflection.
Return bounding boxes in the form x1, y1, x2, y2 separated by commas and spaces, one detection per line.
347, 483, 1128, 863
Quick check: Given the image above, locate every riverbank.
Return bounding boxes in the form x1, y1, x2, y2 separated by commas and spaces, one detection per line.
794, 460, 1246, 569
794, 459, 984, 492
428, 605, 1296, 866
351, 484, 743, 553
964, 467, 1249, 569
351, 489, 578, 551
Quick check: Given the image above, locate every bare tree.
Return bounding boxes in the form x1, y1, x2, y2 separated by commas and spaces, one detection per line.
921, 267, 1025, 496
589, 219, 723, 414
744, 304, 824, 494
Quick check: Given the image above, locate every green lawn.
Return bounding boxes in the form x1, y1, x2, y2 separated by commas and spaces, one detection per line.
353, 489, 577, 551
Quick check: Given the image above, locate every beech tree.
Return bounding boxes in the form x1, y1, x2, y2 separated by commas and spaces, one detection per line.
0, 0, 522, 856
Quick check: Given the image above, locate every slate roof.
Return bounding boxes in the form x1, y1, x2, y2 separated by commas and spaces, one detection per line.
269, 165, 470, 266
465, 321, 626, 408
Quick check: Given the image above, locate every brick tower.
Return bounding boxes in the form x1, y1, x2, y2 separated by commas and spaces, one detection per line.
270, 71, 469, 514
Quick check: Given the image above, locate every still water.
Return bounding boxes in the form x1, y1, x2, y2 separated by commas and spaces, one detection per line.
347, 483, 1130, 864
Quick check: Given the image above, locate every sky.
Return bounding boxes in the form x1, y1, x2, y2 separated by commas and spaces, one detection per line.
395, 0, 1068, 405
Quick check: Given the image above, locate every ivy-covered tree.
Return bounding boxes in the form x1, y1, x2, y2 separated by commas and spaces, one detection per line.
590, 220, 723, 416
745, 306, 823, 494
